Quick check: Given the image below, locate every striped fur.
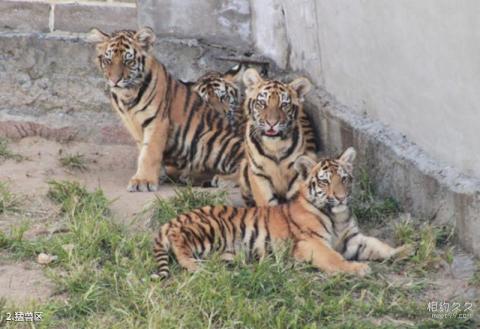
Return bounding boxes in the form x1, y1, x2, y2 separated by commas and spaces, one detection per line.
238, 68, 318, 206
154, 147, 411, 278
190, 66, 316, 149
189, 64, 245, 131
88, 28, 244, 191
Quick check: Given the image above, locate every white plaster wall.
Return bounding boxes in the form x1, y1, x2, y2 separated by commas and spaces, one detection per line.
252, 0, 480, 178
137, 0, 252, 49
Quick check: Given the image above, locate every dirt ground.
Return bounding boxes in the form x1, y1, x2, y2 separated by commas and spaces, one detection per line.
0, 137, 477, 319
0, 137, 242, 306
0, 137, 243, 220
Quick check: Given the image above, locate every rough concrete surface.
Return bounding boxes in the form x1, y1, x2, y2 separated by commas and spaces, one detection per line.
305, 87, 480, 256
0, 31, 254, 144
138, 0, 252, 50
0, 1, 50, 33
54, 3, 137, 33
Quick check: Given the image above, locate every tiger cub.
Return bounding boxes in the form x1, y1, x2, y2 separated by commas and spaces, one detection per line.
165, 65, 246, 185
88, 28, 244, 192
190, 66, 317, 152
239, 68, 318, 206
188, 64, 245, 131
154, 147, 411, 278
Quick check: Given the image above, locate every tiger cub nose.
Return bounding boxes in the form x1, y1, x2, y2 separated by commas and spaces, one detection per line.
335, 193, 346, 201
109, 76, 122, 85
266, 119, 279, 127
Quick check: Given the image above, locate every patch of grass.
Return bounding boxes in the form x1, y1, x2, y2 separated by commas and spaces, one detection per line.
394, 217, 455, 275
150, 185, 228, 227
352, 169, 400, 225
0, 182, 22, 214
0, 182, 474, 328
59, 153, 88, 171
0, 138, 24, 162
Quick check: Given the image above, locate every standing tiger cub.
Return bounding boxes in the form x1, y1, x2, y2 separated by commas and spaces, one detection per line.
88, 28, 244, 191
154, 147, 411, 278
239, 68, 318, 207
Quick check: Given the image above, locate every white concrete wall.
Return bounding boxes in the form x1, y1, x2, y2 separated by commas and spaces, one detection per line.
138, 0, 251, 49
252, 0, 480, 179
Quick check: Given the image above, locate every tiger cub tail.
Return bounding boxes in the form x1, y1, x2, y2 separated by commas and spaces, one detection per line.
153, 225, 171, 278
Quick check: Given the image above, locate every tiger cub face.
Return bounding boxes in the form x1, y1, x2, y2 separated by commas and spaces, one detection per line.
295, 147, 356, 209
88, 27, 156, 89
243, 68, 311, 138
192, 65, 243, 123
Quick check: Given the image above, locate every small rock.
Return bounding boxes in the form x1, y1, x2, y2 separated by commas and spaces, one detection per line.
62, 244, 74, 253
150, 274, 161, 280
37, 253, 58, 265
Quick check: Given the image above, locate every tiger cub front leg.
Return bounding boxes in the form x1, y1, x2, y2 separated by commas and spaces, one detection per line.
208, 171, 240, 188
127, 118, 169, 192
294, 239, 370, 276
248, 169, 278, 207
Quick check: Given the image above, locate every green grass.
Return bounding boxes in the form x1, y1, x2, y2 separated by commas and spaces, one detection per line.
394, 219, 455, 276
149, 185, 228, 227
59, 153, 88, 171
352, 169, 400, 226
0, 138, 24, 162
0, 182, 22, 214
0, 181, 475, 328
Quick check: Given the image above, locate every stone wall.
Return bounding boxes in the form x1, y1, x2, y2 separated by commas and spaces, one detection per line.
0, 0, 256, 144
0, 0, 136, 34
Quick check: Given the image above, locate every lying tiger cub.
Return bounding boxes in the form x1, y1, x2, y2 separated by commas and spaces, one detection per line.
154, 147, 411, 278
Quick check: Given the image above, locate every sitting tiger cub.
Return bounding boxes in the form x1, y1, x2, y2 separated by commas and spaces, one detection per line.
239, 68, 318, 206
87, 28, 244, 191
154, 147, 411, 278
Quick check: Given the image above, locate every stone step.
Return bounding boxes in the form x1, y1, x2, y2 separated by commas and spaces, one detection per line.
0, 31, 264, 144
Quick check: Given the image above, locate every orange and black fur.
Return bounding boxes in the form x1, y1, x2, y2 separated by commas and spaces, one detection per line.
185, 64, 245, 132
88, 28, 244, 191
238, 68, 318, 206
154, 147, 411, 278
189, 66, 316, 148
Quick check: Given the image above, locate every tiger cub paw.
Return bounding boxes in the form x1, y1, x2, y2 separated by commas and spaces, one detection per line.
127, 177, 159, 192
391, 244, 415, 259
350, 262, 371, 277
203, 175, 238, 189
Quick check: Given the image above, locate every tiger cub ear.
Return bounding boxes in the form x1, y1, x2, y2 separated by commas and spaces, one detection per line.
87, 28, 110, 43
289, 77, 312, 101
135, 27, 156, 51
223, 63, 245, 83
338, 147, 357, 173
294, 155, 317, 179
243, 68, 263, 88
